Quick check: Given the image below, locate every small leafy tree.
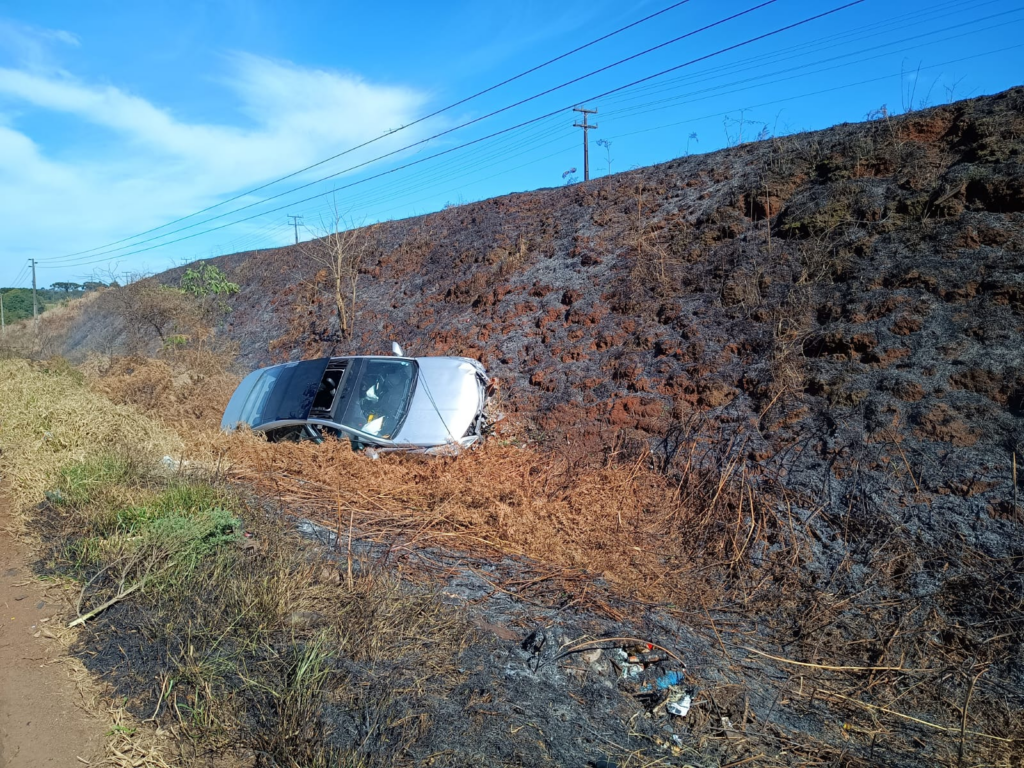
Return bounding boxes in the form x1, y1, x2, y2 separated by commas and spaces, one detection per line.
179, 263, 239, 300
179, 263, 239, 321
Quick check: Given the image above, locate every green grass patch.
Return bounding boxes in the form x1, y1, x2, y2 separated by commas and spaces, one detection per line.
51, 453, 154, 512
40, 455, 464, 767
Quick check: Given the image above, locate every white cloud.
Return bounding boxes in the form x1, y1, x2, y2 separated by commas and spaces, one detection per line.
0, 19, 78, 72
0, 40, 434, 284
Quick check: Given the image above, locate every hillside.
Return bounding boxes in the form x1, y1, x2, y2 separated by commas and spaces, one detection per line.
71, 87, 1024, 525
37, 86, 1024, 765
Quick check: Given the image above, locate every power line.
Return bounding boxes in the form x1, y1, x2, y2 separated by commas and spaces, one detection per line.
44, 0, 699, 262
41, 0, 783, 268
267, 119, 571, 233
40, 0, 1008, 275
598, 0, 994, 105
216, 0, 999, 247
47, 1, 865, 270
162, 1, 1009, 263
69, 119, 573, 274
7, 263, 30, 289
597, 5, 1024, 118
600, 42, 1024, 143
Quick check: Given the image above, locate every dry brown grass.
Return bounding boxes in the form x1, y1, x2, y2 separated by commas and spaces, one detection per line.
81, 350, 240, 444
0, 358, 181, 511
224, 427, 787, 611
40, 350, 1021, 765
0, 290, 102, 360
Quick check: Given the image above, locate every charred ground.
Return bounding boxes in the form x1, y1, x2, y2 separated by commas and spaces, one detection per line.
38, 87, 1024, 766
83, 88, 1024, 523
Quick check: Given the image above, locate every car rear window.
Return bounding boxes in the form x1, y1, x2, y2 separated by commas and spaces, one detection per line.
242, 359, 330, 426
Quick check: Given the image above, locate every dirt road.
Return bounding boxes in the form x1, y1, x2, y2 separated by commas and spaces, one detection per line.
0, 500, 105, 767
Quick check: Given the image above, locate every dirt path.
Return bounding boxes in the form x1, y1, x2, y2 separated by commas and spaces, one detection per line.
0, 500, 106, 768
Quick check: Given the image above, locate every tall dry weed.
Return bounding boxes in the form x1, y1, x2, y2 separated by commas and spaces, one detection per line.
0, 358, 181, 510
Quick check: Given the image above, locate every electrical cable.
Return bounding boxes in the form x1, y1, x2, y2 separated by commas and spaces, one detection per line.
181, 117, 572, 256
208, 26, 1020, 259
597, 8, 1024, 121
223, 0, 996, 250
599, 42, 1024, 143
44, 0, 700, 261
41, 0, 783, 267
599, 0, 993, 104
293, 3, 1017, 229
6, 264, 30, 289
47, 0, 866, 270
103, 1, 1008, 264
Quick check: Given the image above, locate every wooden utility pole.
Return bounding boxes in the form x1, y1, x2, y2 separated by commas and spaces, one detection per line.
573, 106, 598, 181
1, 291, 5, 335
288, 214, 303, 245
29, 259, 37, 324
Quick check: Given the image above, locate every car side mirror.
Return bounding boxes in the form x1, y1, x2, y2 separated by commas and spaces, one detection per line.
391, 342, 404, 357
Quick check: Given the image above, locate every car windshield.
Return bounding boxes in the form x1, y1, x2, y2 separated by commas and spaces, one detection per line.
336, 359, 417, 439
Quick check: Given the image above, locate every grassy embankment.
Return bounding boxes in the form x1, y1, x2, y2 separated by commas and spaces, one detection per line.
0, 357, 467, 768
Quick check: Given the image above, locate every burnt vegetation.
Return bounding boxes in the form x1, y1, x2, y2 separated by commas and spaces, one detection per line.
16, 87, 1024, 766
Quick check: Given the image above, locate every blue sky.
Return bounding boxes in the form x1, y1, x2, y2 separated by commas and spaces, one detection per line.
1, 0, 1022, 288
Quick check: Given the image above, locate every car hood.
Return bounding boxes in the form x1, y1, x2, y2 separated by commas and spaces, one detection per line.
393, 358, 485, 446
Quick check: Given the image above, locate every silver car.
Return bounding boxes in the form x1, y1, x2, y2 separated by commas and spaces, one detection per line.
221, 344, 495, 451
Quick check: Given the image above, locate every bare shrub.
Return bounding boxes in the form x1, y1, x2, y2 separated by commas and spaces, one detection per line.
101, 274, 200, 352
301, 211, 382, 343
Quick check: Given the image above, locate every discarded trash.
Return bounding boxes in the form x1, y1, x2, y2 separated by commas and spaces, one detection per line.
44, 489, 65, 505
622, 663, 644, 678
611, 648, 644, 678
638, 669, 685, 694
671, 734, 685, 747
656, 670, 685, 689
628, 651, 668, 664
667, 694, 693, 717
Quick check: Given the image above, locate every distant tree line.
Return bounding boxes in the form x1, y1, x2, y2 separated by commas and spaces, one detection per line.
0, 281, 106, 323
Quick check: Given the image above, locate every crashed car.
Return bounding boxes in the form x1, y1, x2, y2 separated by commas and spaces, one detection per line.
221, 343, 496, 451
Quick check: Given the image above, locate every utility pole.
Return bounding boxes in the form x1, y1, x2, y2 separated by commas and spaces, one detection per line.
288, 214, 303, 245
1, 291, 5, 335
29, 258, 38, 324
573, 106, 598, 182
